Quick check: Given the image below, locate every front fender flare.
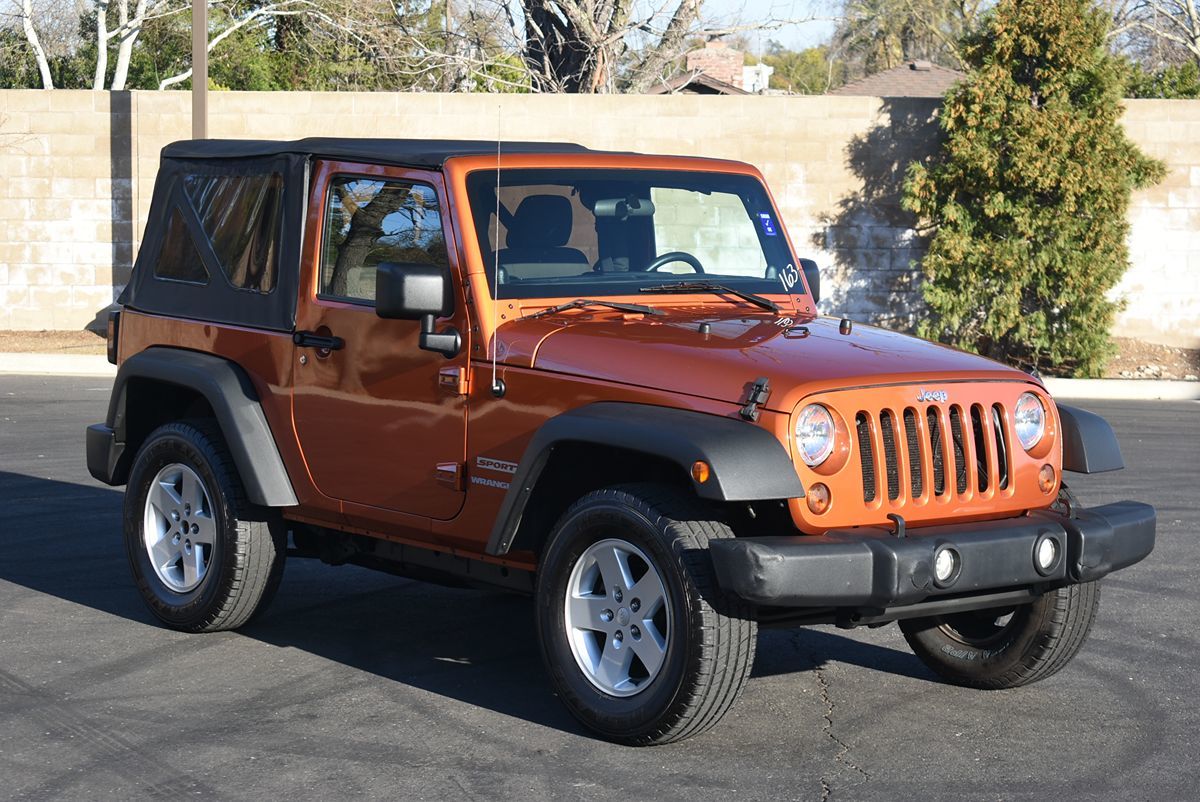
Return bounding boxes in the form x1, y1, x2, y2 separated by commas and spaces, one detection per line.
484, 402, 804, 556
1056, 403, 1124, 474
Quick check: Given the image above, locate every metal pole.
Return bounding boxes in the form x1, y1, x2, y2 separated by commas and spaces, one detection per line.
191, 0, 208, 139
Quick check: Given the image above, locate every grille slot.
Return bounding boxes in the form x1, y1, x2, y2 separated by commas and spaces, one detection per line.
856, 412, 876, 502
949, 406, 968, 494
928, 408, 946, 496
903, 408, 923, 497
970, 404, 989, 493
992, 404, 1010, 490
880, 410, 900, 500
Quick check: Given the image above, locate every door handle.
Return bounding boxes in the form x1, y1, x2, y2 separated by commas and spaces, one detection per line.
293, 331, 345, 351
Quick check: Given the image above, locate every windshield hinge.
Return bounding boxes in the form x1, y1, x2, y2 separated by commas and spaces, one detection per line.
739, 377, 771, 422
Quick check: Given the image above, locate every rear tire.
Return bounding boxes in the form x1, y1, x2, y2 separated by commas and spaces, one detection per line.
899, 581, 1102, 689
536, 484, 756, 745
124, 420, 286, 633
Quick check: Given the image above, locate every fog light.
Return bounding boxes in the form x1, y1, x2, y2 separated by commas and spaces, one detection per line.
933, 546, 960, 585
806, 483, 831, 515
1038, 464, 1056, 494
1034, 535, 1061, 575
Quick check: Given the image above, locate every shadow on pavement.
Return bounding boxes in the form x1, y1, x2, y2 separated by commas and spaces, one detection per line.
0, 469, 933, 736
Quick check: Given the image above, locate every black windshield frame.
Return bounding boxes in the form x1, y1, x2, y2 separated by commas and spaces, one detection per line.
464, 168, 804, 301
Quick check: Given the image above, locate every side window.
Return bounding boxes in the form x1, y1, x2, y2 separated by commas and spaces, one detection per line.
154, 208, 210, 285
320, 177, 448, 303
183, 173, 284, 294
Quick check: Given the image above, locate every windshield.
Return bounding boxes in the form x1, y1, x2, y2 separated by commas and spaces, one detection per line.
465, 168, 804, 301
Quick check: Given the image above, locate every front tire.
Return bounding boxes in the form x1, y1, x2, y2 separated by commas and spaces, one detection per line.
899, 581, 1102, 689
536, 485, 756, 745
124, 420, 286, 633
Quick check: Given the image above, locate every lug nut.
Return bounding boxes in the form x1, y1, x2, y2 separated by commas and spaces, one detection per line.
171, 511, 180, 522
601, 608, 613, 622
191, 523, 199, 535
630, 598, 640, 612
613, 588, 623, 603
184, 504, 191, 516
631, 625, 641, 640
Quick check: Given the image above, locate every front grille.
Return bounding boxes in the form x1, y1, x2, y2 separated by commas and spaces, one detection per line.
857, 402, 1011, 505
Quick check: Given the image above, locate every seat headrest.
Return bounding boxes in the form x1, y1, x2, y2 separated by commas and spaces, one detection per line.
507, 195, 574, 249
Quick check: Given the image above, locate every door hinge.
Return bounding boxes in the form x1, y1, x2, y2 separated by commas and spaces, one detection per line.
740, 376, 771, 422
436, 462, 465, 491
438, 366, 470, 396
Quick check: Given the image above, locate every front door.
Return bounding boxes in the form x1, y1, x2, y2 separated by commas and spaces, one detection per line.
292, 163, 468, 521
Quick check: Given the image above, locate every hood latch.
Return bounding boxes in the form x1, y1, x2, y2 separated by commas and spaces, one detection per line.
739, 377, 772, 422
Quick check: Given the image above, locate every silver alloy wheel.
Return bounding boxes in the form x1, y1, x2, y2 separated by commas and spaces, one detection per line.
143, 463, 217, 593
564, 537, 671, 697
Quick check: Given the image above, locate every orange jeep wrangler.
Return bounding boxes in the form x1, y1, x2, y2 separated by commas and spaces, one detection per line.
87, 138, 1155, 745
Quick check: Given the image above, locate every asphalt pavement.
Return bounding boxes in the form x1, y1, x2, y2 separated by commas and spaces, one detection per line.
1, 375, 1196, 801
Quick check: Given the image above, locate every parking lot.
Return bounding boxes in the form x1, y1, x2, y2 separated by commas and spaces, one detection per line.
1, 374, 1197, 800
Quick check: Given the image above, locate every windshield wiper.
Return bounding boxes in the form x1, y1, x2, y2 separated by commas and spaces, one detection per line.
640, 281, 780, 313
520, 298, 665, 321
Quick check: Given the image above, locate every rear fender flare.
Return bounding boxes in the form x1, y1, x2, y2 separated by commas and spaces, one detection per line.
103, 347, 297, 507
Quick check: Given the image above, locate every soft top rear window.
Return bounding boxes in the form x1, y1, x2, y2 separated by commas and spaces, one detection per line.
120, 153, 306, 332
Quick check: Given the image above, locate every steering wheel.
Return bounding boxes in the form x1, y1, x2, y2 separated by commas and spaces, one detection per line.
646, 251, 705, 274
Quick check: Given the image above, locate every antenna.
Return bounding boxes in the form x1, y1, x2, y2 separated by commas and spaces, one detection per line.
490, 105, 506, 398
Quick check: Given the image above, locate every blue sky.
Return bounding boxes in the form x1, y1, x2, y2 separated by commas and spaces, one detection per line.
701, 0, 838, 54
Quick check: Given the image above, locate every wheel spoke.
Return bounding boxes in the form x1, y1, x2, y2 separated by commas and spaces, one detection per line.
594, 638, 635, 692
567, 593, 610, 632
190, 514, 217, 548
592, 544, 633, 593
157, 474, 183, 508
150, 536, 178, 570
632, 628, 667, 678
630, 570, 667, 617
182, 546, 203, 587
181, 470, 205, 513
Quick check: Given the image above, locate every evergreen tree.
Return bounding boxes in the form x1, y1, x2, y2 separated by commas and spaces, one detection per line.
903, 0, 1165, 377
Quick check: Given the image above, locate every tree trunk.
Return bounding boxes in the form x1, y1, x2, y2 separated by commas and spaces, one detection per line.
111, 0, 148, 91
20, 0, 54, 89
93, 0, 110, 90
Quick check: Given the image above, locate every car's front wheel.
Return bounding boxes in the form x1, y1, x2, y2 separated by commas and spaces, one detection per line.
536, 484, 756, 745
124, 420, 286, 633
899, 581, 1102, 689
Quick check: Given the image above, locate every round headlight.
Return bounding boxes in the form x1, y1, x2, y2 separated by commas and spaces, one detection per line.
1014, 392, 1046, 451
795, 404, 836, 467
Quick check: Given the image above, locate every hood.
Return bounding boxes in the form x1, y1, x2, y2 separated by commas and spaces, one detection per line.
495, 308, 1036, 412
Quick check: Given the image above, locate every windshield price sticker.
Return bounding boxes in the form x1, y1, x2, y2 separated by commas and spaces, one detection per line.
757, 212, 778, 236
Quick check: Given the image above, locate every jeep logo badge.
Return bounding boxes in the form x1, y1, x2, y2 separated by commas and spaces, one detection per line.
916, 389, 949, 403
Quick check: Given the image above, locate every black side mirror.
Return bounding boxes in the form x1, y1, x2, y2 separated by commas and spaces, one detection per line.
799, 258, 820, 305
375, 262, 460, 358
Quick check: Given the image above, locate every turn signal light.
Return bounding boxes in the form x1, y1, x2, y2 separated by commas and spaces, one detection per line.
691, 460, 711, 484
1038, 464, 1056, 494
806, 483, 831, 514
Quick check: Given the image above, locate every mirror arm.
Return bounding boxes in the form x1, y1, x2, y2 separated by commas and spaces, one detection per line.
418, 313, 461, 359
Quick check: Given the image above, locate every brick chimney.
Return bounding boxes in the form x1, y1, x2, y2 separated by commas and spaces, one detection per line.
685, 40, 745, 90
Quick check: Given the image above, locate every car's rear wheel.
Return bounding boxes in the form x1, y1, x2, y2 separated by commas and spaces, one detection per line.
536, 484, 756, 745
124, 420, 286, 633
899, 581, 1102, 689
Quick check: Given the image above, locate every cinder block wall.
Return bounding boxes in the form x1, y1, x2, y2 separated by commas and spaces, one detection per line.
0, 90, 1197, 347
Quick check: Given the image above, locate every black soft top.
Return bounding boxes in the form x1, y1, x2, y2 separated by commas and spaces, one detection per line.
161, 138, 595, 168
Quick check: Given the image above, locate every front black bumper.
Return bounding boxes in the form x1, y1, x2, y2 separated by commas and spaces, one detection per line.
709, 501, 1155, 610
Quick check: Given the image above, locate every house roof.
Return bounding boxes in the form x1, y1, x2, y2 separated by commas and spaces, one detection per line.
647, 71, 750, 96
161, 138, 594, 168
829, 60, 965, 97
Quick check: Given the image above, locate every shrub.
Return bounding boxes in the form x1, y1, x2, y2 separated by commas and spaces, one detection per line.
902, 0, 1165, 377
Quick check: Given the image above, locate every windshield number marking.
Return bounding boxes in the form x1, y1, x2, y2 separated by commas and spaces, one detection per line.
778, 263, 800, 293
